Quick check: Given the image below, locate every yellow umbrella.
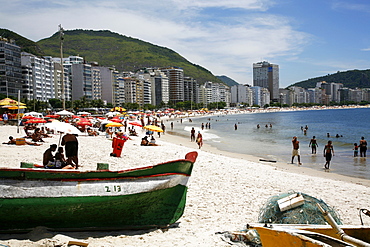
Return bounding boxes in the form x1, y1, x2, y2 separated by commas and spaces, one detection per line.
0, 98, 26, 106
2, 105, 27, 110
106, 122, 123, 127
143, 125, 163, 132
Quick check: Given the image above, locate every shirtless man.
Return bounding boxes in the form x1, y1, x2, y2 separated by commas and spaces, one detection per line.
309, 136, 318, 154
61, 133, 79, 169
324, 140, 334, 169
190, 127, 196, 142
43, 144, 57, 168
291, 136, 302, 165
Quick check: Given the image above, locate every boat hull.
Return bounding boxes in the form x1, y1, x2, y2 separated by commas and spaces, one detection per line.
0, 152, 198, 232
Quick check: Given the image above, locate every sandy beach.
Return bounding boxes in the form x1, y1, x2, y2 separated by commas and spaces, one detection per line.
1, 124, 370, 247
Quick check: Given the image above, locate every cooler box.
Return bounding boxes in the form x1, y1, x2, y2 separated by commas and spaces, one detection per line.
16, 138, 26, 145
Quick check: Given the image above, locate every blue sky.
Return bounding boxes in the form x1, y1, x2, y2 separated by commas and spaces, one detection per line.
1, 0, 370, 88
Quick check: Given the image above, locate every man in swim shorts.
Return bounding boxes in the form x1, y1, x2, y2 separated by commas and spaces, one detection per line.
291, 136, 302, 165
61, 133, 79, 169
309, 136, 318, 154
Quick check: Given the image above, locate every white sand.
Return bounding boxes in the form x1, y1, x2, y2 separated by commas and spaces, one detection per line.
1, 125, 370, 247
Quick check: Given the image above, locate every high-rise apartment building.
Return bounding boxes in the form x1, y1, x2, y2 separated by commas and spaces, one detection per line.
21, 52, 55, 101
253, 61, 279, 102
0, 38, 22, 98
161, 67, 184, 104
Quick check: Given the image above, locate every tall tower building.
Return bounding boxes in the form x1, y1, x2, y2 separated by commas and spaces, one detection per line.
253, 61, 279, 102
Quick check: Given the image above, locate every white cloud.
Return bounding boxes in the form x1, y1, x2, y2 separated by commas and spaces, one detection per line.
0, 0, 309, 84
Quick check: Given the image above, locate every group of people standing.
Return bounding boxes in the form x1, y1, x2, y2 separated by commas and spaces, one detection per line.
292, 135, 367, 169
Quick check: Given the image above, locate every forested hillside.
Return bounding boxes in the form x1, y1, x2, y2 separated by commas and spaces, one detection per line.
37, 29, 223, 84
290, 69, 370, 89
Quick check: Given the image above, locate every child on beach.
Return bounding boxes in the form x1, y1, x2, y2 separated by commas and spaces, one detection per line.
353, 143, 359, 157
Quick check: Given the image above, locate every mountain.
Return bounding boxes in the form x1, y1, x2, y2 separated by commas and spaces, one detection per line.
0, 28, 44, 56
36, 29, 223, 84
290, 69, 370, 89
216, 75, 239, 87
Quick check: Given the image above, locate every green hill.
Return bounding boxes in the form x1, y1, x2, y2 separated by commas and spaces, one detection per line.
0, 28, 44, 55
290, 69, 370, 89
37, 29, 223, 84
216, 75, 239, 87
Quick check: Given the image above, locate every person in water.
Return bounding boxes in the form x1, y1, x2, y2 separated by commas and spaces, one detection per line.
309, 136, 318, 154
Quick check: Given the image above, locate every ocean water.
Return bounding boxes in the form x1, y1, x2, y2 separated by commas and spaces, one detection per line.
167, 108, 370, 180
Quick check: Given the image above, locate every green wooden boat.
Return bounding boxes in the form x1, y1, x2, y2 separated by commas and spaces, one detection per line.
0, 151, 198, 232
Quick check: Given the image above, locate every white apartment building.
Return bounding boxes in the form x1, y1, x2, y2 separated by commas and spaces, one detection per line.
21, 52, 54, 101
141, 68, 169, 106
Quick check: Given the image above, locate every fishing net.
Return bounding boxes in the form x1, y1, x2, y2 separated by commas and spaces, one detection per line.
258, 191, 342, 225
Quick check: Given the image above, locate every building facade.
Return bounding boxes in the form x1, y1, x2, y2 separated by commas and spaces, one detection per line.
0, 38, 22, 98
253, 61, 279, 102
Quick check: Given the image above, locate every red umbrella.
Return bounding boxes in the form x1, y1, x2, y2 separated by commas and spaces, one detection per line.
26, 118, 47, 124
110, 118, 123, 123
76, 118, 92, 126
129, 122, 142, 127
45, 114, 60, 118
22, 115, 35, 120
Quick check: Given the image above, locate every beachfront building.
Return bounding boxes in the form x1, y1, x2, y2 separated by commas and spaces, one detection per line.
184, 77, 199, 104
253, 61, 279, 102
95, 66, 120, 105
70, 63, 93, 101
92, 67, 102, 100
161, 67, 184, 104
140, 68, 169, 106
198, 81, 229, 108
133, 72, 152, 106
0, 37, 23, 98
123, 76, 151, 106
53, 62, 71, 102
21, 52, 55, 101
307, 87, 324, 104
316, 81, 343, 103
250, 86, 270, 107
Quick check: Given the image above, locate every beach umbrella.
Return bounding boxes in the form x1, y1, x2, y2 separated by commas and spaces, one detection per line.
76, 118, 92, 126
2, 105, 27, 109
56, 110, 74, 116
0, 98, 26, 106
22, 115, 35, 120
110, 107, 126, 112
129, 122, 142, 127
45, 114, 60, 118
106, 122, 123, 127
143, 125, 163, 132
25, 118, 47, 124
45, 122, 81, 134
110, 118, 123, 123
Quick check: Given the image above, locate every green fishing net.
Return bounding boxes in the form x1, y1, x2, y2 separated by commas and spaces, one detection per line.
258, 191, 342, 225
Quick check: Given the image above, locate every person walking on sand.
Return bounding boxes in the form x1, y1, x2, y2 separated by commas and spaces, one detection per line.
359, 136, 367, 157
61, 133, 79, 169
190, 127, 196, 142
291, 136, 302, 165
196, 131, 203, 149
323, 140, 334, 169
309, 136, 318, 154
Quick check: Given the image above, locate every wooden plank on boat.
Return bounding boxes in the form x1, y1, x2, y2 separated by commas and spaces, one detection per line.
277, 193, 305, 212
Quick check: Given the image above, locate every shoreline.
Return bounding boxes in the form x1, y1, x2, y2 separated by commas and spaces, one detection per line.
160, 129, 370, 187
